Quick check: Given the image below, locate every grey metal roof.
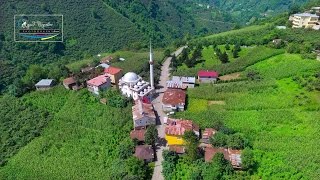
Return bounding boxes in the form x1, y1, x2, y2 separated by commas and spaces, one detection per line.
172, 76, 196, 84
35, 79, 54, 86
294, 13, 319, 18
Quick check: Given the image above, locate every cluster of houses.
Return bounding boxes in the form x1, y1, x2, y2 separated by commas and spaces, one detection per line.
162, 70, 219, 112
165, 119, 242, 169
289, 6, 320, 30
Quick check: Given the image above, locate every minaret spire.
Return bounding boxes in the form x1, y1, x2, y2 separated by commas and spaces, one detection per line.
149, 40, 154, 89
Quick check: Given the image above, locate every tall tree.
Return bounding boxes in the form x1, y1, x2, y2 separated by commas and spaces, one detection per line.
145, 124, 158, 146
219, 51, 229, 64
183, 131, 199, 161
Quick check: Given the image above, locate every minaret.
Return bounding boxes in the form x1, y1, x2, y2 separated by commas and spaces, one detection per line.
149, 41, 154, 89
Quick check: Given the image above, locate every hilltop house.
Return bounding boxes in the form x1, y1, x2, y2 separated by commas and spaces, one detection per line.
162, 89, 186, 112
205, 146, 242, 169
290, 13, 319, 29
165, 119, 199, 145
104, 66, 123, 85
167, 76, 196, 89
87, 75, 111, 95
134, 145, 154, 162
132, 100, 156, 130
198, 70, 219, 83
201, 128, 217, 144
35, 79, 55, 91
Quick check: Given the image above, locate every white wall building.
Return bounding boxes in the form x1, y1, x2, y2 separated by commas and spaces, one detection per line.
118, 42, 155, 100
119, 72, 154, 100
291, 13, 319, 28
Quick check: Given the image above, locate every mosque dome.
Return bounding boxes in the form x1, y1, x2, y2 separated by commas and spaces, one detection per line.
122, 72, 139, 83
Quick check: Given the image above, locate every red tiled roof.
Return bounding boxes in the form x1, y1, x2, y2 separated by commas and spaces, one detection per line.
204, 146, 229, 162
162, 89, 186, 105
134, 145, 154, 160
63, 77, 76, 85
104, 66, 122, 75
169, 145, 185, 154
87, 75, 110, 87
132, 100, 156, 121
202, 128, 217, 139
198, 70, 219, 78
165, 119, 199, 136
130, 129, 146, 141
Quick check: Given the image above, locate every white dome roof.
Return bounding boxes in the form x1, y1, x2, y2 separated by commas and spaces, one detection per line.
122, 72, 139, 83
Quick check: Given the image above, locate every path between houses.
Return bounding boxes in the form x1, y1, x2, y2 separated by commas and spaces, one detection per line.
151, 46, 186, 180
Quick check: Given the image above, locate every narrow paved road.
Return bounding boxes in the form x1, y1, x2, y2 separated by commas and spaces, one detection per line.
151, 46, 186, 180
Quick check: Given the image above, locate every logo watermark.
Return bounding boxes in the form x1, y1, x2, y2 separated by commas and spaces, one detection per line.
14, 14, 63, 42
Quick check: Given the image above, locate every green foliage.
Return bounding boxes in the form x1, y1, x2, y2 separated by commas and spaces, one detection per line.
104, 89, 129, 108
22, 65, 47, 87
241, 148, 256, 171
227, 133, 248, 149
119, 139, 135, 160
0, 95, 52, 166
162, 150, 179, 180
0, 87, 148, 179
145, 125, 158, 146
124, 157, 148, 180
202, 153, 233, 180
210, 132, 228, 147
182, 131, 200, 161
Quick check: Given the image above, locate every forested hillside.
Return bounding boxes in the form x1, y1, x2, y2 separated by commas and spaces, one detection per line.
0, 0, 233, 94
189, 0, 310, 24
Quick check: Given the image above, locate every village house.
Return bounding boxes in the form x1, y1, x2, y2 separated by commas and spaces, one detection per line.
290, 13, 319, 29
162, 89, 186, 112
165, 119, 200, 145
87, 74, 111, 95
104, 66, 123, 85
35, 79, 55, 91
198, 70, 219, 83
132, 100, 156, 130
204, 146, 242, 169
63, 77, 78, 90
201, 128, 217, 144
166, 76, 196, 89
130, 129, 146, 142
134, 145, 154, 163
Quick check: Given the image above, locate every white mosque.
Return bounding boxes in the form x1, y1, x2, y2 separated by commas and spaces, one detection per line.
118, 43, 155, 100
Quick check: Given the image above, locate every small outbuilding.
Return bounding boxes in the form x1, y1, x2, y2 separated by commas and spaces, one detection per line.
63, 77, 77, 90
35, 79, 55, 91
198, 70, 219, 83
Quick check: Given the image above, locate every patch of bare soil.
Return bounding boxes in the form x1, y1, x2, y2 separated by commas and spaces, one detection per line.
219, 72, 242, 81
208, 101, 226, 105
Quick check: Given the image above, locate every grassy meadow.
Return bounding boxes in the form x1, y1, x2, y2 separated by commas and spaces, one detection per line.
173, 52, 320, 179
66, 49, 164, 73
